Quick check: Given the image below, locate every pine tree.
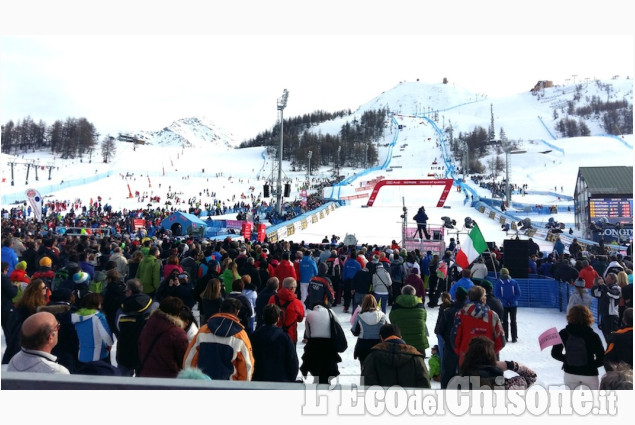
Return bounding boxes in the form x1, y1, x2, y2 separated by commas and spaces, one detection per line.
489, 104, 496, 141
499, 127, 508, 144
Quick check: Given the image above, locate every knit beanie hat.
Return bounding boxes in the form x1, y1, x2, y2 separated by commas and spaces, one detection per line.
73, 271, 90, 284
39, 257, 52, 267
15, 261, 27, 270
477, 278, 494, 290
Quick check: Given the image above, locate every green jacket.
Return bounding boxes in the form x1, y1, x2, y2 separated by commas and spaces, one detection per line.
136, 255, 161, 295
389, 294, 429, 354
428, 353, 441, 379
220, 269, 240, 295
361, 337, 430, 388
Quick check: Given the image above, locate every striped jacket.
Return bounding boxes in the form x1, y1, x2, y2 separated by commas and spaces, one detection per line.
71, 309, 113, 363
183, 312, 254, 381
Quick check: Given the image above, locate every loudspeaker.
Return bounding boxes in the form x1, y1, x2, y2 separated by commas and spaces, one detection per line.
284, 183, 291, 198
263, 184, 270, 197
502, 239, 529, 278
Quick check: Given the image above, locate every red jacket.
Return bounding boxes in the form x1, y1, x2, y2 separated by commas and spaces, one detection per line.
293, 260, 301, 281
405, 273, 425, 298
379, 258, 391, 269
578, 266, 600, 289
9, 269, 30, 284
453, 302, 506, 366
32, 269, 55, 284
268, 287, 304, 343
274, 259, 297, 282
138, 310, 189, 378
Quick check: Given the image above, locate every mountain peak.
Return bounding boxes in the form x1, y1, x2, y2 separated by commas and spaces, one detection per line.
131, 115, 240, 150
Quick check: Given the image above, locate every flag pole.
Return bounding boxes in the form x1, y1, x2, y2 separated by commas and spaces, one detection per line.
474, 222, 498, 281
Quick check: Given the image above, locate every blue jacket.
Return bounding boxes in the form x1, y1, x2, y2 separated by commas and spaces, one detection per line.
71, 309, 113, 363
343, 257, 362, 281
184, 313, 254, 380
413, 210, 428, 225
554, 240, 565, 256
449, 277, 474, 299
494, 277, 522, 308
299, 256, 318, 283
539, 261, 553, 277
420, 254, 433, 277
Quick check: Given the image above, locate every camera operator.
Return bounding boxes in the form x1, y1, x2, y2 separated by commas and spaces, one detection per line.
156, 269, 196, 309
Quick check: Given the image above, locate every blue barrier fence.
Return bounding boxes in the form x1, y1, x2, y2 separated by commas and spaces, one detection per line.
601, 134, 633, 149
485, 272, 599, 320
1, 172, 112, 205
536, 116, 559, 141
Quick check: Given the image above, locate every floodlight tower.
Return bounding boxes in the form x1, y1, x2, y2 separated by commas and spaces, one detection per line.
307, 150, 312, 177
504, 147, 527, 206
276, 89, 289, 216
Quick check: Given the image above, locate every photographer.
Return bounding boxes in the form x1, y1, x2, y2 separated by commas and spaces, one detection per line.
449, 336, 537, 390
156, 269, 195, 309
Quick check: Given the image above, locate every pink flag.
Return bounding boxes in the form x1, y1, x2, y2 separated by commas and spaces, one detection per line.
538, 327, 562, 351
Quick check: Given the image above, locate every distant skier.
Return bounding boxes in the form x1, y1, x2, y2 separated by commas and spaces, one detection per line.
413, 206, 431, 240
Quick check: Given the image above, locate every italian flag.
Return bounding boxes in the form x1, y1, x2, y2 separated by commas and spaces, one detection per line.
455, 224, 488, 269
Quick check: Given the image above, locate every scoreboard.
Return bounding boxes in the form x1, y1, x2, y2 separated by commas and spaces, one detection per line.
589, 197, 633, 224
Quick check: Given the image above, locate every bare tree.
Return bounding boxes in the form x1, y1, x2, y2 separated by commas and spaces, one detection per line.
101, 135, 116, 163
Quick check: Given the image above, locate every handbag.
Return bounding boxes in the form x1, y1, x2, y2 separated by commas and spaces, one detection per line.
328, 309, 348, 353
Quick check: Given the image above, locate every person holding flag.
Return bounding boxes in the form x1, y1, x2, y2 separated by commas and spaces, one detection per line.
454, 223, 489, 271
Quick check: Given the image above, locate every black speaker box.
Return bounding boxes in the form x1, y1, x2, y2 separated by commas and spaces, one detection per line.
502, 239, 529, 278
263, 184, 270, 197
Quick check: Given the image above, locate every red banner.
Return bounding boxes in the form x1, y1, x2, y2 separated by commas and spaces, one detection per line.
366, 179, 454, 207
241, 222, 252, 240
257, 223, 266, 242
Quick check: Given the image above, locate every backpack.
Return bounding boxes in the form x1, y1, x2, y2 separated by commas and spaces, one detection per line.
565, 332, 588, 367
390, 261, 404, 282
274, 294, 292, 332
403, 262, 414, 277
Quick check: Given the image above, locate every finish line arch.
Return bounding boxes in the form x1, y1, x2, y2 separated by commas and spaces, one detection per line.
366, 178, 454, 207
